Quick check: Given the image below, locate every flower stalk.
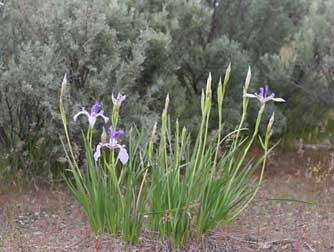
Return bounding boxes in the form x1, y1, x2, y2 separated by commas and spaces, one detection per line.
60, 66, 285, 247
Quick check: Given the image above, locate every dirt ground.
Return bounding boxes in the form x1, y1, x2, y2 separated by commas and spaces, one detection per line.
0, 149, 333, 252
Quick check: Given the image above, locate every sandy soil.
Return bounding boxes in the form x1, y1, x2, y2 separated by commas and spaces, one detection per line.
0, 150, 333, 252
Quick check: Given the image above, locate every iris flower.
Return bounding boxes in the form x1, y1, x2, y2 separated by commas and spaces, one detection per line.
112, 93, 126, 107
94, 126, 129, 165
74, 101, 109, 128
243, 85, 285, 104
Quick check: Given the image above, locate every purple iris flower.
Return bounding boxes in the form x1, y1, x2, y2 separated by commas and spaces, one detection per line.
243, 85, 285, 104
73, 101, 109, 128
94, 126, 129, 165
112, 93, 126, 107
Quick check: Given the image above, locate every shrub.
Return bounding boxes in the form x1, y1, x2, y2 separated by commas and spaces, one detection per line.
2, 0, 327, 180
0, 0, 152, 178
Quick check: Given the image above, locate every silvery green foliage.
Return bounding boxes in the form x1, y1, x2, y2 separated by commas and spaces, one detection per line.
136, 0, 253, 133
0, 0, 313, 176
293, 0, 334, 113
257, 0, 334, 138
0, 0, 152, 175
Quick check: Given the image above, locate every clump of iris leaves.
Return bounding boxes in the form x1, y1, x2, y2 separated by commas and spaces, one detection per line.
60, 65, 284, 247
